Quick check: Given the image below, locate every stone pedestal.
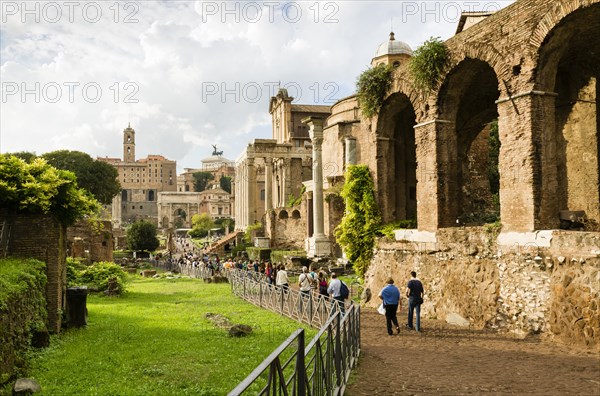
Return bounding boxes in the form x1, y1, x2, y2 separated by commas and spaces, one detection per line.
306, 235, 331, 258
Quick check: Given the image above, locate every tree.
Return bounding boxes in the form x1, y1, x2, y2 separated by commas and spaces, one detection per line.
126, 221, 160, 251
192, 171, 214, 192
8, 151, 37, 163
0, 154, 100, 225
335, 165, 381, 278
189, 213, 215, 238
219, 175, 232, 193
42, 150, 121, 205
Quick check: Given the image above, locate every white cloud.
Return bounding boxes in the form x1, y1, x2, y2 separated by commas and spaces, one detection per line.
0, 1, 514, 171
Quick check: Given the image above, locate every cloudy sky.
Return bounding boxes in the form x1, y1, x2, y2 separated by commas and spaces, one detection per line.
0, 0, 513, 172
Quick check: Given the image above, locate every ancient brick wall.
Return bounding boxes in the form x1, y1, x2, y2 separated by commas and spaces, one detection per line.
365, 229, 600, 347
0, 211, 66, 333
267, 206, 306, 250
66, 220, 114, 263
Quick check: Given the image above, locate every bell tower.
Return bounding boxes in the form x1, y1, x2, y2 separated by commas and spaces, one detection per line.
123, 123, 135, 162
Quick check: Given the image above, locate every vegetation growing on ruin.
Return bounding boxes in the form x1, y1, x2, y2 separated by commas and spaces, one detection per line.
0, 154, 100, 225
0, 258, 47, 386
487, 120, 500, 195
244, 222, 263, 243
377, 219, 418, 239
356, 64, 394, 118
286, 185, 306, 207
335, 165, 381, 278
408, 36, 449, 92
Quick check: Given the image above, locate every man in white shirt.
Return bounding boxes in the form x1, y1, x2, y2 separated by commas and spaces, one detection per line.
298, 266, 312, 313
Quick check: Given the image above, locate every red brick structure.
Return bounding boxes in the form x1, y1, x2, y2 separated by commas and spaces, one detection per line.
0, 211, 67, 333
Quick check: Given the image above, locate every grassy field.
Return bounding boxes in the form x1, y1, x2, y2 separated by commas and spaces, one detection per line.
25, 277, 315, 395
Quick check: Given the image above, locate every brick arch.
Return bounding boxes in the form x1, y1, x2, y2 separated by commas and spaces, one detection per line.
529, 0, 597, 48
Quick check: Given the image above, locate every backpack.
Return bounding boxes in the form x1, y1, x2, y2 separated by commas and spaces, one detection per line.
340, 281, 349, 300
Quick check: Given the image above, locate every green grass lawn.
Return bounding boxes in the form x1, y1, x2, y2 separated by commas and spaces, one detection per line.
26, 277, 314, 395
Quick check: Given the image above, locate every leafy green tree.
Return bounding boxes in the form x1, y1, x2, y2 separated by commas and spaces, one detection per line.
335, 165, 381, 278
8, 151, 37, 162
42, 150, 121, 205
126, 221, 160, 252
0, 154, 100, 225
189, 213, 215, 238
192, 171, 214, 192
219, 175, 232, 193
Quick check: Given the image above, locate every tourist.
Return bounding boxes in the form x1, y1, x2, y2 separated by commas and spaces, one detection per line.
308, 265, 318, 293
276, 264, 289, 292
327, 272, 345, 316
406, 271, 424, 331
378, 277, 401, 335
298, 266, 312, 312
265, 262, 273, 284
318, 271, 329, 298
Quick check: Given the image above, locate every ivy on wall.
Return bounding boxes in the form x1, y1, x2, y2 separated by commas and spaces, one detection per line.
408, 36, 449, 92
356, 64, 394, 118
335, 165, 381, 278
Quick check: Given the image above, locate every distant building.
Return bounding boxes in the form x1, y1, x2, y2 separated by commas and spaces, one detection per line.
98, 124, 177, 228
234, 88, 331, 232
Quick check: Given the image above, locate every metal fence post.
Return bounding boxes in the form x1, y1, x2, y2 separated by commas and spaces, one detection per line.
259, 281, 263, 307
296, 329, 306, 396
334, 313, 342, 390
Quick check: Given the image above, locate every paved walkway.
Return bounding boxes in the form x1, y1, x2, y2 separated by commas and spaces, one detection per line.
346, 308, 600, 395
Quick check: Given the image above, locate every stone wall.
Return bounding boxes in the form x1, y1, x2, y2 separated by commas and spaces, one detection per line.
0, 211, 66, 333
364, 228, 600, 347
66, 220, 113, 263
266, 206, 307, 250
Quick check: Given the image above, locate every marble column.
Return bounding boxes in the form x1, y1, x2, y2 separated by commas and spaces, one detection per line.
345, 137, 357, 166
304, 116, 330, 257
264, 157, 273, 212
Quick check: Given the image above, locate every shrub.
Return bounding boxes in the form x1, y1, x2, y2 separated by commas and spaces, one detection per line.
356, 64, 394, 118
408, 36, 449, 92
67, 260, 128, 294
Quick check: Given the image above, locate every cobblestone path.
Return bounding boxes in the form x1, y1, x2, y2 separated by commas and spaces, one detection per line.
346, 309, 600, 395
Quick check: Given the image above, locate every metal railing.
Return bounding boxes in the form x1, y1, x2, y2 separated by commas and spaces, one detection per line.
227, 269, 361, 395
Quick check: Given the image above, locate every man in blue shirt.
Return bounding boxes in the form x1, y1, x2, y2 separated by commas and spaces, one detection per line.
378, 277, 401, 335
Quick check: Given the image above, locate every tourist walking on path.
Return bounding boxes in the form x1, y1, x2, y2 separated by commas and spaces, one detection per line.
276, 265, 289, 292
298, 266, 312, 312
406, 271, 424, 331
378, 277, 401, 335
327, 272, 345, 316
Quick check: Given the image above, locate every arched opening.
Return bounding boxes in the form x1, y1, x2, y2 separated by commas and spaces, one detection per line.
175, 208, 187, 221
162, 216, 169, 228
278, 210, 289, 220
121, 190, 128, 201
148, 190, 155, 201
437, 58, 501, 226
537, 4, 600, 228
376, 92, 417, 224
291, 210, 301, 219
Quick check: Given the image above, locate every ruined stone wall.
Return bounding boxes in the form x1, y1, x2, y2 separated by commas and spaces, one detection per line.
365, 229, 600, 348
0, 211, 66, 333
66, 220, 114, 263
268, 205, 307, 250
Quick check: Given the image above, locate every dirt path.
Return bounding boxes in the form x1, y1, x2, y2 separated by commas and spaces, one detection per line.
346, 308, 600, 395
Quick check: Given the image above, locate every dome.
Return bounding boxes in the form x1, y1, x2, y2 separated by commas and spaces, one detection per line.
375, 32, 412, 57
